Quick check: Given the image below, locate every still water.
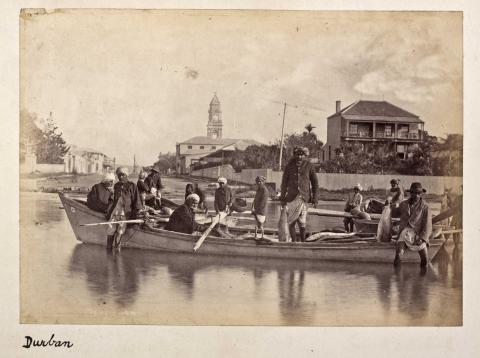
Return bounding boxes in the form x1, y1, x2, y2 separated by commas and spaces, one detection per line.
20, 191, 462, 326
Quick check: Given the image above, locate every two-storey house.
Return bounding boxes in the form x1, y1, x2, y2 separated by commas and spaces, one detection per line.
323, 100, 425, 161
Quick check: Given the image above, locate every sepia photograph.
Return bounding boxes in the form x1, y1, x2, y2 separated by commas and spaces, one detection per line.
18, 8, 465, 328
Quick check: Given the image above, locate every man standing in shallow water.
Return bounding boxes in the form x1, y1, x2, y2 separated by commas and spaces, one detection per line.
105, 166, 143, 249
280, 146, 318, 242
394, 182, 432, 267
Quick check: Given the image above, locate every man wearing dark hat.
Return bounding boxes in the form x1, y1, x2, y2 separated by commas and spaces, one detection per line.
394, 182, 432, 267
280, 146, 318, 242
145, 166, 164, 209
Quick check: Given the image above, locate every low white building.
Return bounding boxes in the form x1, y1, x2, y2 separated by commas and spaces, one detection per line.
64, 145, 112, 174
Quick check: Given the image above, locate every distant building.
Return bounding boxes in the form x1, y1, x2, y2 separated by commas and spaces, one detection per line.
176, 93, 262, 174
64, 145, 113, 174
322, 100, 425, 161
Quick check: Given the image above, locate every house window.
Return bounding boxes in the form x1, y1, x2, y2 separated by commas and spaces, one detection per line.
398, 125, 409, 138
385, 125, 392, 137
188, 145, 193, 149
211, 146, 216, 150
200, 146, 204, 149
349, 124, 358, 136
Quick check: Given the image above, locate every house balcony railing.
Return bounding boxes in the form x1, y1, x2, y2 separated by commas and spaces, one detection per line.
343, 132, 422, 141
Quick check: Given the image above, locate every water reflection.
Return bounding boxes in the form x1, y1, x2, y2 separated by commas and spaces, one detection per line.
69, 245, 141, 307
67, 243, 462, 325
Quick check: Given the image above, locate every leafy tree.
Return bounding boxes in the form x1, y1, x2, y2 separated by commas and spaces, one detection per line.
36, 113, 70, 164
19, 110, 43, 162
153, 152, 176, 173
20, 111, 69, 164
243, 144, 280, 169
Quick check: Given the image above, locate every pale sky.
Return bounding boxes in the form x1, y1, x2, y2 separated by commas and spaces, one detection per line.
20, 10, 462, 165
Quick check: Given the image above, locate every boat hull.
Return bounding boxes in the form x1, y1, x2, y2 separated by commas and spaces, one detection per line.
59, 194, 446, 263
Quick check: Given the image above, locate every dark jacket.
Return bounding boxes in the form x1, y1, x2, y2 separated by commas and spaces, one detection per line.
194, 187, 206, 208
165, 204, 204, 234
137, 179, 149, 195
280, 159, 318, 204
253, 184, 269, 216
106, 180, 142, 220
399, 197, 432, 244
145, 172, 163, 192
214, 186, 233, 212
87, 183, 113, 213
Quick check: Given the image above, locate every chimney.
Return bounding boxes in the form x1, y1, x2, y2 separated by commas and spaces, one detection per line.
336, 100, 341, 113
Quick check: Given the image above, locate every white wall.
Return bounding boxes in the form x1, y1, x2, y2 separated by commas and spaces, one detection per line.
191, 165, 462, 195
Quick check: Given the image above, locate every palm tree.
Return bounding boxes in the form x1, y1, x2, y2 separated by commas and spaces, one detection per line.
304, 123, 316, 133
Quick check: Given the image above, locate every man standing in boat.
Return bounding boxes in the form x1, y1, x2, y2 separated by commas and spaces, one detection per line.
394, 182, 432, 268
252, 176, 269, 240
214, 177, 233, 235
105, 166, 143, 249
144, 166, 163, 209
280, 146, 318, 242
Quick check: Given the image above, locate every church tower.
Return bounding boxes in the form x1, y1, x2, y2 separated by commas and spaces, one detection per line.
207, 93, 223, 139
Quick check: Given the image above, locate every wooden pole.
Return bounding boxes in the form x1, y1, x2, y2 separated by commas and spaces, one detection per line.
278, 102, 287, 171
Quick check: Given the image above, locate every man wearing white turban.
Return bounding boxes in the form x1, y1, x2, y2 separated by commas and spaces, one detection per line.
165, 194, 206, 234
86, 172, 115, 214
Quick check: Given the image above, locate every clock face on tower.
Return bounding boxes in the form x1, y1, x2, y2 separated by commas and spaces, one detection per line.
212, 114, 218, 121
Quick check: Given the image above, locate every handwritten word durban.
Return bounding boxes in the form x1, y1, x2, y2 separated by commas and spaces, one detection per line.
22, 334, 73, 348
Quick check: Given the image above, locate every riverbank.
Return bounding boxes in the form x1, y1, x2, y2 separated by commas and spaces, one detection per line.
20, 172, 443, 202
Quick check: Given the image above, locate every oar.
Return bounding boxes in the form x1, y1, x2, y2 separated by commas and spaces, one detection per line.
193, 213, 225, 252
80, 219, 145, 226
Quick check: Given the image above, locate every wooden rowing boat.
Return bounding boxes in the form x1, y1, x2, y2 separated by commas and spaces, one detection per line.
59, 193, 447, 263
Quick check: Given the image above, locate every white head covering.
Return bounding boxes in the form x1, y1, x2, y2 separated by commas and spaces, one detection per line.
186, 193, 200, 203
218, 177, 227, 184
102, 172, 115, 182
115, 166, 129, 176
354, 183, 363, 191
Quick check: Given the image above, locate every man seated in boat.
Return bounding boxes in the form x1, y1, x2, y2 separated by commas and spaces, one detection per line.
385, 178, 404, 217
343, 184, 370, 232
280, 146, 318, 242
136, 171, 150, 210
144, 166, 163, 209
165, 194, 207, 234
193, 183, 208, 213
86, 172, 115, 214
394, 182, 432, 268
105, 166, 144, 249
252, 176, 269, 240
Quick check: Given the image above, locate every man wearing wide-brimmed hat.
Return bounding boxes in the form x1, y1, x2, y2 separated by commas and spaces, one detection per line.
394, 182, 432, 267
145, 165, 164, 209
280, 146, 318, 242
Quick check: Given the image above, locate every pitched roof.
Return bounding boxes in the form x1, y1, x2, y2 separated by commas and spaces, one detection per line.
328, 100, 422, 122
202, 139, 264, 158
179, 136, 239, 145
210, 93, 220, 105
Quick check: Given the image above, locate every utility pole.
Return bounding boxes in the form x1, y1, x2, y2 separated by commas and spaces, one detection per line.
278, 102, 287, 171
133, 154, 136, 174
